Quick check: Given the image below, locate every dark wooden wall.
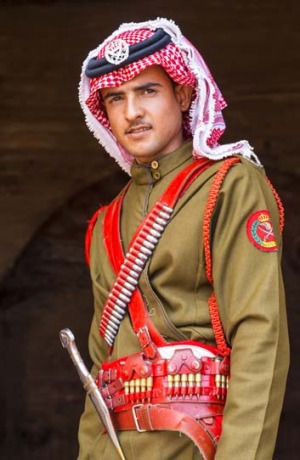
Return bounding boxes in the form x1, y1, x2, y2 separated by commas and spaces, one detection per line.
0, 1, 299, 459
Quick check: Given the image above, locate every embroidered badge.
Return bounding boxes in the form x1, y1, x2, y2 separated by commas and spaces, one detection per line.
104, 39, 130, 65
246, 210, 278, 252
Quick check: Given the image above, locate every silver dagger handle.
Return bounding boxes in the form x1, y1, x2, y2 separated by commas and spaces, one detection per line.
60, 328, 90, 385
59, 328, 126, 460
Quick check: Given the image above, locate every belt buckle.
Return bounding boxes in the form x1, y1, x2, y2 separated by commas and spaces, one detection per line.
132, 404, 146, 432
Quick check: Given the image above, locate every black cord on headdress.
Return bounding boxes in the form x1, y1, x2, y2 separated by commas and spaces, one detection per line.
85, 28, 172, 78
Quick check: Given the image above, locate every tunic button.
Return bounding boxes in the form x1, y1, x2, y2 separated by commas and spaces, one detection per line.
151, 160, 159, 170
153, 171, 161, 180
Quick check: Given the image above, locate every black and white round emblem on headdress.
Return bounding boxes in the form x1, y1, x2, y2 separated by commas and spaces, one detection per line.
104, 39, 130, 65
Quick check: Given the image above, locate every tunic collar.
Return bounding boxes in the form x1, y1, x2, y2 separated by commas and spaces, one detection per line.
130, 141, 193, 185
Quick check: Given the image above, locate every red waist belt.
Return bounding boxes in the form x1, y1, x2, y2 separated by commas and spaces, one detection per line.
96, 342, 230, 459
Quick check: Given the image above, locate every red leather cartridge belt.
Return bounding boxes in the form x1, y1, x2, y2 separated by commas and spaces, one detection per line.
96, 341, 230, 459
97, 342, 230, 410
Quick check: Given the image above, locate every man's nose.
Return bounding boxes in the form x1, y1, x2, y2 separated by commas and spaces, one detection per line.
124, 96, 144, 121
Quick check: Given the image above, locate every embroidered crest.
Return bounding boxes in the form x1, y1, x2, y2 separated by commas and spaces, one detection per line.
246, 210, 278, 252
104, 38, 129, 65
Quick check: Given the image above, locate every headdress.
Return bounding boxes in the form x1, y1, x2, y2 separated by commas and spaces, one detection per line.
79, 18, 261, 174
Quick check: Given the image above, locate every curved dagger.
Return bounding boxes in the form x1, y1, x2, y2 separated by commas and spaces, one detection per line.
59, 328, 125, 460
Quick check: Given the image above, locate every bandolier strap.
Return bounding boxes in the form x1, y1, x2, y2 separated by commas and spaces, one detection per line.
100, 158, 214, 349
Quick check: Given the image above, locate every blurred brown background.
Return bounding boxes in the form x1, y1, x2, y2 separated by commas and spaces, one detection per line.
0, 1, 299, 459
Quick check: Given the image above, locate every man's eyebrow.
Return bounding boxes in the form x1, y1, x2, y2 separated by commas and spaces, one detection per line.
102, 90, 124, 101
134, 82, 162, 91
102, 82, 162, 101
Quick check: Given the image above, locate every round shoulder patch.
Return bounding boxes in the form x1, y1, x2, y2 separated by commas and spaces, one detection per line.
246, 210, 278, 252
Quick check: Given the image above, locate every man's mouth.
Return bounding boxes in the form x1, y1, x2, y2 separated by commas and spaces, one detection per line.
126, 125, 151, 135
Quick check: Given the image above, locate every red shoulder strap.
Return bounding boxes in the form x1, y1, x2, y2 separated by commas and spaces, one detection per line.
265, 176, 284, 233
85, 205, 108, 266
202, 158, 285, 356
100, 181, 131, 272
203, 157, 240, 356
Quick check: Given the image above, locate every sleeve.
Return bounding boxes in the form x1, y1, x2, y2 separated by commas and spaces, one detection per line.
212, 161, 290, 460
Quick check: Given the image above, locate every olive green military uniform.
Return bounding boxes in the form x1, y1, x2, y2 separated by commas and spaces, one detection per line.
78, 141, 289, 459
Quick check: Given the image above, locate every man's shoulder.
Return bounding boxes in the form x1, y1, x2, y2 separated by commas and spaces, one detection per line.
90, 179, 132, 227
216, 155, 266, 189
191, 155, 263, 189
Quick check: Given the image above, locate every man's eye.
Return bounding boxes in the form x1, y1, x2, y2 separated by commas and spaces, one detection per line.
143, 88, 155, 95
108, 96, 122, 104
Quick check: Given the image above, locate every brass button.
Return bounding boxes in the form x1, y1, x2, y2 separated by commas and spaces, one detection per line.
153, 171, 161, 180
151, 160, 159, 170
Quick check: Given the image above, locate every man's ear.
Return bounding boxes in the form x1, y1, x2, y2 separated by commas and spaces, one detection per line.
174, 85, 193, 112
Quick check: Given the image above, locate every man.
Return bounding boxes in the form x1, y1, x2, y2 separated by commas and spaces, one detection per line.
78, 18, 289, 459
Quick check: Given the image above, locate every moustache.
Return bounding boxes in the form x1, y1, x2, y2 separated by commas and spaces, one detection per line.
125, 119, 152, 134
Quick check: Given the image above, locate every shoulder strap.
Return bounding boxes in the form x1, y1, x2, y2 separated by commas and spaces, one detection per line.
85, 181, 132, 268
100, 159, 213, 350
203, 157, 240, 356
85, 205, 108, 266
202, 158, 285, 356
265, 177, 284, 233
100, 181, 131, 272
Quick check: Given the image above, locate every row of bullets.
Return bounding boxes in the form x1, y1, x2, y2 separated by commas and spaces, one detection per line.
100, 203, 173, 346
167, 373, 228, 400
124, 376, 153, 404
121, 373, 228, 404
166, 372, 228, 400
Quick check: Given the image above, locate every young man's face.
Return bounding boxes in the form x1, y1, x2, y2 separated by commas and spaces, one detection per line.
101, 66, 192, 164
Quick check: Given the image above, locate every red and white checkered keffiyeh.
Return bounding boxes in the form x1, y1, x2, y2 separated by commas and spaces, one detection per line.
79, 18, 261, 174
85, 28, 196, 141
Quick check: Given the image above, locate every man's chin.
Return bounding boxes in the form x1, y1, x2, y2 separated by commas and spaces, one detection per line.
126, 145, 158, 163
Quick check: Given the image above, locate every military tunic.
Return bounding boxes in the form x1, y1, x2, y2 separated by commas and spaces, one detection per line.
78, 141, 289, 459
